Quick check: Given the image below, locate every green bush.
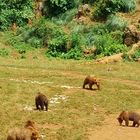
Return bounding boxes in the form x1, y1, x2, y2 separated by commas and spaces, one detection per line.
51, 8, 78, 25
131, 49, 140, 61
3, 31, 33, 53
0, 48, 9, 57
17, 19, 68, 49
27, 37, 42, 48
43, 0, 75, 16
106, 15, 127, 32
92, 0, 136, 20
46, 30, 85, 59
110, 31, 124, 44
2, 17, 128, 60
62, 33, 84, 59
48, 34, 68, 53
0, 0, 34, 30
119, 0, 136, 12
84, 24, 108, 46
81, 23, 127, 58
93, 34, 128, 57
122, 50, 140, 62
62, 47, 83, 60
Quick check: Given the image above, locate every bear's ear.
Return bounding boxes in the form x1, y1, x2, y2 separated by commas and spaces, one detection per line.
31, 131, 39, 139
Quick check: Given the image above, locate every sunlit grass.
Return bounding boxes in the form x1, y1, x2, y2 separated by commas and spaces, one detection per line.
0, 56, 140, 139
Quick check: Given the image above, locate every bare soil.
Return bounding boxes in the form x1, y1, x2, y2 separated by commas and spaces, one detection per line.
88, 111, 140, 140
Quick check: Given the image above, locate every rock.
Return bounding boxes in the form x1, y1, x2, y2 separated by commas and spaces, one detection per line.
123, 25, 140, 46
75, 4, 91, 19
95, 53, 123, 64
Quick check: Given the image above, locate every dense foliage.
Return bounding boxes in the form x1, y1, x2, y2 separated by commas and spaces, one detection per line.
93, 0, 136, 20
0, 0, 34, 30
43, 0, 76, 16
0, 0, 138, 60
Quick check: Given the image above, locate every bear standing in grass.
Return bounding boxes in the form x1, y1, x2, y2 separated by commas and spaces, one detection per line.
117, 111, 140, 127
83, 75, 100, 90
35, 92, 48, 111
7, 120, 39, 140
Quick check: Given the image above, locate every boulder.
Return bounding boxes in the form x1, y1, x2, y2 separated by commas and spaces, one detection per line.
123, 25, 140, 46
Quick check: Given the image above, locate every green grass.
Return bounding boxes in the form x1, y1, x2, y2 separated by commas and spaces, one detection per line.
0, 56, 140, 139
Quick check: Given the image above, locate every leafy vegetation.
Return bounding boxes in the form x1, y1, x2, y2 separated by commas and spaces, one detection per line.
123, 49, 140, 61
92, 0, 136, 20
131, 49, 140, 60
0, 48, 9, 57
0, 0, 34, 30
43, 0, 76, 16
93, 34, 127, 58
105, 14, 128, 32
0, 0, 138, 60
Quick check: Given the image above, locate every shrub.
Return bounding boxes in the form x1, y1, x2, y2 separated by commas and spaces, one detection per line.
93, 34, 128, 57
84, 24, 108, 47
119, 0, 136, 12
131, 49, 140, 61
110, 31, 124, 44
61, 33, 84, 59
62, 47, 83, 60
27, 37, 42, 48
3, 31, 33, 53
51, 8, 78, 25
46, 31, 84, 59
92, 0, 136, 20
0, 48, 9, 57
47, 34, 68, 53
122, 50, 140, 62
43, 0, 75, 16
105, 15, 128, 32
17, 19, 68, 50
0, 0, 34, 30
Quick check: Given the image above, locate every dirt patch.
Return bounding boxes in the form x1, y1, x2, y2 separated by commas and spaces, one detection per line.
88, 111, 140, 140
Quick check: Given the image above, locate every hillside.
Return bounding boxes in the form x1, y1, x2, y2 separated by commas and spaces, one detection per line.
0, 0, 140, 61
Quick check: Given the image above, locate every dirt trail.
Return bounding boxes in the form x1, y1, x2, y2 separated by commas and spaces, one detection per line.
88, 111, 140, 140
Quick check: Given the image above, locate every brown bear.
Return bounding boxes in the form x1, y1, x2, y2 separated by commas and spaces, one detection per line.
35, 92, 48, 111
7, 120, 39, 140
83, 75, 100, 90
117, 111, 140, 127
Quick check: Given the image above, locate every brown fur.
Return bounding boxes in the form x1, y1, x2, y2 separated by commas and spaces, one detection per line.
35, 92, 48, 111
24, 120, 37, 130
7, 120, 39, 140
117, 111, 140, 127
83, 75, 100, 90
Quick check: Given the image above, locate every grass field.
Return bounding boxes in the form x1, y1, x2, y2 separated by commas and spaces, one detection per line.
0, 56, 140, 140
